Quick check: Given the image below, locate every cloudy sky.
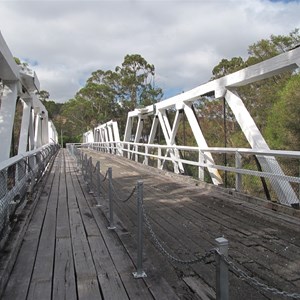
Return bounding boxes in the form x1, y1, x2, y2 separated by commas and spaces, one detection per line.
0, 0, 299, 102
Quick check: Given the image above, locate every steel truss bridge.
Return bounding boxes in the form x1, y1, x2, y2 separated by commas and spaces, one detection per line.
83, 44, 300, 209
0, 31, 300, 300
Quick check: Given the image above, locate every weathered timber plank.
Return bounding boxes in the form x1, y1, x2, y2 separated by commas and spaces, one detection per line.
88, 236, 129, 300
183, 276, 216, 300
66, 155, 102, 299
53, 237, 77, 300
69, 173, 101, 237
56, 150, 70, 239
27, 154, 61, 300
1, 156, 59, 300
77, 278, 101, 300
88, 204, 154, 299
69, 208, 99, 281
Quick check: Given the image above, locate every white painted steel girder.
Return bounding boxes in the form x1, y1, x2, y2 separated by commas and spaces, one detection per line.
83, 130, 94, 143
0, 32, 57, 161
48, 120, 58, 144
0, 31, 19, 81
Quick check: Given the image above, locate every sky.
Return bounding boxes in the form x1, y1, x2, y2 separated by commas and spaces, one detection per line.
0, 0, 299, 103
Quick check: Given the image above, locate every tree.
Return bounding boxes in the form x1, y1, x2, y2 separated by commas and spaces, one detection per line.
265, 73, 300, 150
61, 54, 163, 137
116, 54, 162, 109
212, 57, 245, 79
37, 90, 50, 102
205, 28, 300, 150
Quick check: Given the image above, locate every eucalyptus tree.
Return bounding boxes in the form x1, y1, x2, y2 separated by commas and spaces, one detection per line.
200, 29, 300, 149
116, 54, 163, 110
62, 54, 163, 137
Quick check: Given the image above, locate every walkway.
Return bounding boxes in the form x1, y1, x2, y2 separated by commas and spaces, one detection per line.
1, 149, 300, 299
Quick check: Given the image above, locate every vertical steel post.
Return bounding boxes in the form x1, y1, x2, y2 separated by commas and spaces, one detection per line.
135, 145, 139, 162
83, 154, 88, 182
133, 180, 147, 278
144, 146, 148, 166
215, 237, 229, 300
198, 150, 205, 181
157, 148, 162, 169
88, 157, 94, 194
127, 144, 130, 159
235, 151, 242, 192
107, 167, 116, 230
95, 161, 102, 206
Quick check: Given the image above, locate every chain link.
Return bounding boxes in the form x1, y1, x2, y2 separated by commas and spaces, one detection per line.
217, 250, 300, 299
101, 170, 108, 182
142, 203, 215, 264
111, 182, 136, 203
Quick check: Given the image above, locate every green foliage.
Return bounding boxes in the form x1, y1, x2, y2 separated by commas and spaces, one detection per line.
207, 28, 300, 152
212, 57, 245, 79
265, 74, 300, 150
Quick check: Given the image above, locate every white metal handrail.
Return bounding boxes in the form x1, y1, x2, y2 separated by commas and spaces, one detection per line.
76, 141, 300, 206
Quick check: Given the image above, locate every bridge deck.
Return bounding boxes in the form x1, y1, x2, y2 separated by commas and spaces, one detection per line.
1, 149, 300, 299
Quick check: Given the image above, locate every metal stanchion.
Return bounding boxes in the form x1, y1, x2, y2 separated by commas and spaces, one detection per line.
107, 167, 116, 230
215, 237, 229, 300
83, 154, 88, 183
95, 161, 102, 207
133, 180, 147, 278
88, 157, 94, 194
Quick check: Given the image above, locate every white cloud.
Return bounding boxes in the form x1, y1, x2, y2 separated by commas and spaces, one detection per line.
0, 0, 299, 102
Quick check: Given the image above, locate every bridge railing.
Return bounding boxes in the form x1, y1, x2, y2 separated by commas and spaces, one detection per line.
0, 143, 59, 247
73, 142, 300, 207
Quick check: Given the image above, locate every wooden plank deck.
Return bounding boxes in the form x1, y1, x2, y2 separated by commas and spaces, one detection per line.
1, 148, 300, 299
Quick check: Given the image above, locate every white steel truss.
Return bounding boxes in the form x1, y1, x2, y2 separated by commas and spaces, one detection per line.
0, 32, 58, 162
114, 46, 300, 205
93, 120, 122, 155
82, 46, 300, 205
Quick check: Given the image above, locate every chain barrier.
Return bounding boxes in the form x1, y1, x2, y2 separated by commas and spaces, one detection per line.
217, 250, 300, 299
142, 203, 215, 265
101, 170, 109, 182
111, 182, 136, 203
73, 149, 300, 298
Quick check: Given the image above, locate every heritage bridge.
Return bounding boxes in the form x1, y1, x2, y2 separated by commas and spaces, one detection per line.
0, 31, 300, 299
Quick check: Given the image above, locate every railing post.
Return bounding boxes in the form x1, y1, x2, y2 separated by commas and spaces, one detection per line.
198, 150, 205, 181
107, 167, 116, 230
83, 154, 88, 183
157, 147, 162, 169
144, 146, 148, 166
235, 151, 242, 192
215, 237, 229, 300
135, 145, 138, 162
127, 144, 130, 159
133, 180, 147, 278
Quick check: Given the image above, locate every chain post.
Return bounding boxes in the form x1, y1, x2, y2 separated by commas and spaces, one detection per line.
215, 237, 229, 300
133, 180, 147, 278
88, 157, 94, 194
83, 154, 88, 182
107, 167, 116, 230
95, 161, 102, 207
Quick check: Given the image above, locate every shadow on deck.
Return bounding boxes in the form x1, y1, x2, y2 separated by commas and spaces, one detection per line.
0, 149, 300, 299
